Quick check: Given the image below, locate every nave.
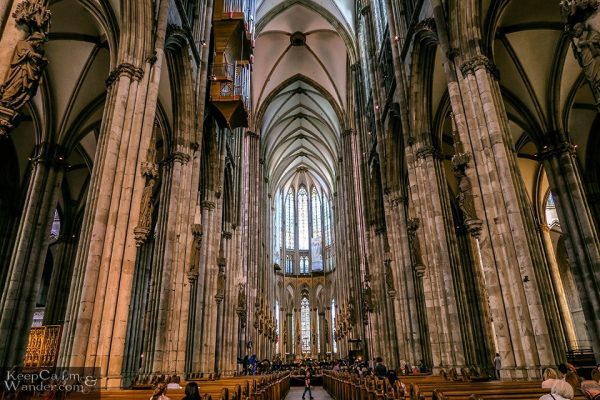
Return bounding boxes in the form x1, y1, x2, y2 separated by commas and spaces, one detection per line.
1, 0, 600, 396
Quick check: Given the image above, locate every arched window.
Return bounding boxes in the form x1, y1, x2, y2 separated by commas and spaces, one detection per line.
545, 192, 561, 231
331, 299, 337, 353
311, 188, 321, 238
298, 187, 309, 250
50, 209, 60, 240
300, 256, 309, 274
285, 189, 295, 249
323, 196, 332, 246
276, 181, 334, 274
273, 194, 282, 265
275, 300, 280, 353
301, 297, 311, 353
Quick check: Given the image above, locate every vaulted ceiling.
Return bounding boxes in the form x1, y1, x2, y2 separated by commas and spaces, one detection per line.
254, 0, 355, 194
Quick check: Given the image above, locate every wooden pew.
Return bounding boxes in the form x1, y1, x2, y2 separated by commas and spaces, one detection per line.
323, 370, 588, 400
64, 372, 290, 400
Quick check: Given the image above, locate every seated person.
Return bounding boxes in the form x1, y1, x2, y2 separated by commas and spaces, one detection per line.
539, 380, 574, 400
542, 368, 559, 389
581, 369, 600, 399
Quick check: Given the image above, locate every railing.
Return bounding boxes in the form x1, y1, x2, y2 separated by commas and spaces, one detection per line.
212, 63, 235, 81
234, 62, 251, 112
211, 61, 251, 116
222, 0, 255, 41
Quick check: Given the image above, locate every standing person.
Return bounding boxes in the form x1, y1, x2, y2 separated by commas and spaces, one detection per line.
249, 354, 257, 375
374, 357, 387, 378
493, 353, 502, 380
302, 370, 314, 400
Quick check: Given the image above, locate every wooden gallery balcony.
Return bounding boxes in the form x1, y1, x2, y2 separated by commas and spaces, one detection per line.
210, 0, 254, 129
209, 62, 251, 130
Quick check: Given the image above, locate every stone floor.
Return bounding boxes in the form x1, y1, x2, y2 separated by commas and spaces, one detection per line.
285, 386, 333, 400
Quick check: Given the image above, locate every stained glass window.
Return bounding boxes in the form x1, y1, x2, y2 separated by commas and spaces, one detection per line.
298, 187, 309, 250
324, 196, 332, 246
285, 188, 295, 249
300, 256, 309, 274
331, 299, 337, 353
285, 255, 293, 274
311, 188, 321, 238
301, 297, 311, 353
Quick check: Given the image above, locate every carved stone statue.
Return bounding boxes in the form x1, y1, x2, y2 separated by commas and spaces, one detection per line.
572, 23, 600, 88
407, 218, 426, 277
0, 32, 47, 110
216, 267, 226, 301
237, 283, 246, 311
561, 0, 600, 106
384, 259, 396, 294
454, 164, 478, 223
134, 162, 158, 246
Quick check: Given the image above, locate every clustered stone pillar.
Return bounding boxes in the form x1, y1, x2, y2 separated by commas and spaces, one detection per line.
429, 0, 565, 377
243, 130, 260, 359
540, 136, 600, 359
57, 0, 169, 386
0, 142, 66, 369
406, 143, 467, 371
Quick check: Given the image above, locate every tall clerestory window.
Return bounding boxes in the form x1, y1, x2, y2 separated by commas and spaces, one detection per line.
285, 188, 295, 249
301, 297, 311, 353
275, 300, 280, 353
298, 187, 309, 250
331, 299, 337, 354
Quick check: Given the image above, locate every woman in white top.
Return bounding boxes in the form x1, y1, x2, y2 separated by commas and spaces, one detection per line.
541, 367, 559, 389
539, 380, 574, 400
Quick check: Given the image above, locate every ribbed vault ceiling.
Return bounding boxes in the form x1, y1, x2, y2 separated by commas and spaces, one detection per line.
254, 0, 352, 193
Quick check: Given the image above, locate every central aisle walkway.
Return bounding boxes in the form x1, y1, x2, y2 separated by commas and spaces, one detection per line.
285, 386, 333, 400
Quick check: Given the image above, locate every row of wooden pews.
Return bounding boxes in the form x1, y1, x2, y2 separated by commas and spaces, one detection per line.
323, 370, 587, 400
66, 372, 290, 400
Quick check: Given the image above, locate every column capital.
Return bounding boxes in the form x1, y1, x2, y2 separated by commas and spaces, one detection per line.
201, 200, 216, 210
29, 142, 68, 167
538, 141, 577, 160
164, 151, 191, 165
460, 55, 500, 80
245, 130, 259, 138
415, 145, 441, 160
105, 62, 144, 87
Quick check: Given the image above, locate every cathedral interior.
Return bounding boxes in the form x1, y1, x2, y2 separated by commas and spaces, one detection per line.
1, 0, 600, 396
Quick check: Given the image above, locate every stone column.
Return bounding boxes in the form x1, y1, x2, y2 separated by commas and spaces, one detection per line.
427, 0, 567, 377
385, 196, 425, 368
57, 0, 169, 383
0, 142, 65, 369
43, 235, 79, 325
406, 144, 467, 371
540, 138, 600, 358
407, 218, 432, 369
538, 223, 578, 347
